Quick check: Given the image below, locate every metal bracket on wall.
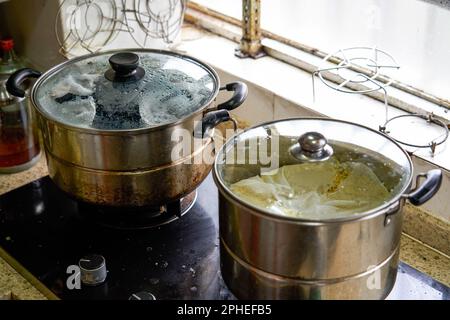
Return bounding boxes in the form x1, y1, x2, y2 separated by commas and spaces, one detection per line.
235, 0, 266, 59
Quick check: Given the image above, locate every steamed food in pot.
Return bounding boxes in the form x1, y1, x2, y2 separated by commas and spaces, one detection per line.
224, 139, 404, 220
230, 160, 390, 219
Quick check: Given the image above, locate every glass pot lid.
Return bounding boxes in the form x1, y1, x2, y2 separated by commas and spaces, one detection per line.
33, 50, 217, 130
215, 118, 412, 221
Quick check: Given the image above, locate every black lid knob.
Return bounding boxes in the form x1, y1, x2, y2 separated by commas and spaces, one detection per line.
105, 52, 145, 82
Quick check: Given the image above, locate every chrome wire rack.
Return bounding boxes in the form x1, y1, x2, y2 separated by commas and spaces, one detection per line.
312, 46, 448, 155
312, 46, 399, 121
55, 0, 186, 57
313, 47, 399, 94
379, 113, 449, 155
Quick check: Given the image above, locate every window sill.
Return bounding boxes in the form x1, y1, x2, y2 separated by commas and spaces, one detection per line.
176, 25, 450, 221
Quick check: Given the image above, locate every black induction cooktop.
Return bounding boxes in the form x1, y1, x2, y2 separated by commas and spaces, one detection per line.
0, 175, 448, 300
0, 174, 232, 300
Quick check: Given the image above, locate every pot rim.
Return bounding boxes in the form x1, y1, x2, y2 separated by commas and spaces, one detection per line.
213, 117, 414, 225
30, 48, 220, 135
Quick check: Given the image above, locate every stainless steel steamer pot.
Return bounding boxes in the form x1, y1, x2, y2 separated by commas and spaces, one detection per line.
213, 118, 442, 299
7, 49, 248, 207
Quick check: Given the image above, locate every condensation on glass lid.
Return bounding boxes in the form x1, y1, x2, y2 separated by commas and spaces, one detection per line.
34, 52, 216, 130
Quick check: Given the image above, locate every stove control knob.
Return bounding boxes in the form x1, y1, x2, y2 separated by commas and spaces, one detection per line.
129, 291, 156, 300
79, 254, 107, 286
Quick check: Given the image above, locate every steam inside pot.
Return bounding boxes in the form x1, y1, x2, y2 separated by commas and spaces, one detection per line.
221, 137, 406, 220
35, 52, 216, 130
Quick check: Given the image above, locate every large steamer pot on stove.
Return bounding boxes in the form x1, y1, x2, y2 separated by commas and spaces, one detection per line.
7, 49, 248, 207
213, 118, 442, 300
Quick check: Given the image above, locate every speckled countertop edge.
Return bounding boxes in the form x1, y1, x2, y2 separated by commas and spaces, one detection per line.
403, 204, 450, 256
0, 155, 448, 299
0, 247, 52, 300
400, 234, 450, 286
0, 155, 48, 195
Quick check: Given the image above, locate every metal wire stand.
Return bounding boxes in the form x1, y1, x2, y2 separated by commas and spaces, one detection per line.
312, 46, 448, 155
56, 0, 186, 57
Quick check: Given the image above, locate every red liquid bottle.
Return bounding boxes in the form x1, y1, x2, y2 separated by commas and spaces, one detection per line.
0, 39, 40, 173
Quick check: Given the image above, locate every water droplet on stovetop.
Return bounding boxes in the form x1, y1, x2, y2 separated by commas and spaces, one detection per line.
190, 286, 197, 292
146, 246, 153, 252
149, 278, 159, 285
161, 261, 168, 268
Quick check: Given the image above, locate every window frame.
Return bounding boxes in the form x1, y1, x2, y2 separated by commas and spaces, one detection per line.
185, 1, 450, 119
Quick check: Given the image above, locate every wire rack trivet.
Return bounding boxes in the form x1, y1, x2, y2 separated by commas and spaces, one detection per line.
312, 46, 448, 155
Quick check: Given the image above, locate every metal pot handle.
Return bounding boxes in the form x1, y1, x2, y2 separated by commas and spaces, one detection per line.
6, 68, 42, 98
404, 169, 442, 206
217, 82, 248, 110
